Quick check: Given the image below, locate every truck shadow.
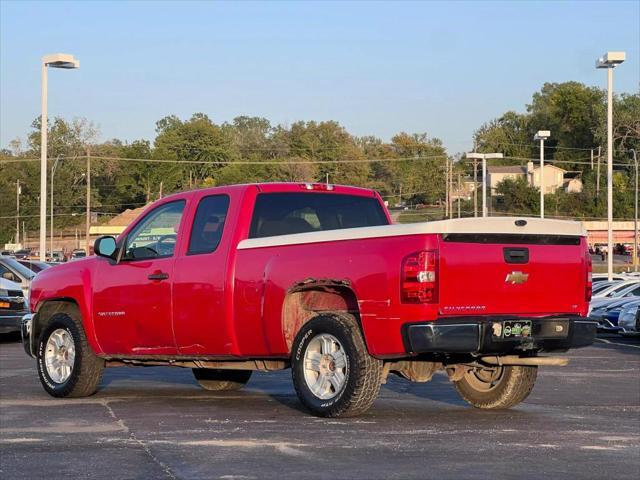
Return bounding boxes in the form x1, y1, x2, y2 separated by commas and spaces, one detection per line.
381, 373, 468, 407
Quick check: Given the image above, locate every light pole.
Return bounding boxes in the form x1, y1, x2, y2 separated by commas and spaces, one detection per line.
466, 152, 504, 217
631, 149, 638, 272
596, 51, 625, 281
39, 53, 80, 261
534, 131, 550, 218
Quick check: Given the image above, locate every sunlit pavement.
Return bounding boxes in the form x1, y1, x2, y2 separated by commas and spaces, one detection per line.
1, 333, 639, 480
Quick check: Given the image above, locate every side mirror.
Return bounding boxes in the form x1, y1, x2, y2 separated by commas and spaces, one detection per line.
94, 236, 117, 259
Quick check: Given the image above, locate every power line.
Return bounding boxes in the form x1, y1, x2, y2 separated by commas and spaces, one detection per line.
490, 142, 598, 152
0, 212, 118, 220
1, 154, 449, 165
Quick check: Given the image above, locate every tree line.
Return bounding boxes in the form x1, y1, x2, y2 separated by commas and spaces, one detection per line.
0, 81, 638, 245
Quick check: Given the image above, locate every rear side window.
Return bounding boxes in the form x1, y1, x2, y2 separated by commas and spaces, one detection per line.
188, 195, 230, 255
249, 192, 388, 238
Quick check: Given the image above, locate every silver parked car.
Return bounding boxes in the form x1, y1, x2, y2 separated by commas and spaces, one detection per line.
0, 257, 35, 297
618, 301, 640, 337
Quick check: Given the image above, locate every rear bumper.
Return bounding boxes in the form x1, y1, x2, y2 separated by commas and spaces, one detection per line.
403, 316, 596, 355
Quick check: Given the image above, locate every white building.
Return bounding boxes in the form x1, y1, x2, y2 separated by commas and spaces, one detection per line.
487, 162, 582, 195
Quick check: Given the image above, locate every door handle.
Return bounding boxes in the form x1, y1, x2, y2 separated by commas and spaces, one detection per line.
148, 271, 169, 281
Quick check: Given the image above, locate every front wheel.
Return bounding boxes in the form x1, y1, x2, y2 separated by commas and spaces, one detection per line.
36, 313, 104, 398
291, 313, 383, 417
453, 364, 537, 409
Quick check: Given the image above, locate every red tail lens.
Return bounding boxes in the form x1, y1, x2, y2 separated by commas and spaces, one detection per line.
585, 254, 593, 301
401, 250, 438, 303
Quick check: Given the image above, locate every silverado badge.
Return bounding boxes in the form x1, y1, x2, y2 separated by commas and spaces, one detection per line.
505, 271, 529, 285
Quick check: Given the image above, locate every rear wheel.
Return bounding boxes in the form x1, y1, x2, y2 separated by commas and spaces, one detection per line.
291, 313, 382, 417
453, 364, 537, 409
192, 368, 252, 391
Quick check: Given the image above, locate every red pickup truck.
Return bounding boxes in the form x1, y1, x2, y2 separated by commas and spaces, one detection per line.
22, 182, 595, 417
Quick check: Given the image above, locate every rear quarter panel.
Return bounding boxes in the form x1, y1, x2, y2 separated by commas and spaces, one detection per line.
233, 234, 439, 357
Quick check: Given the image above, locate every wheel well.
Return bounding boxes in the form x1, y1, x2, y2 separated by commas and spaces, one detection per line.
282, 283, 360, 349
34, 299, 81, 344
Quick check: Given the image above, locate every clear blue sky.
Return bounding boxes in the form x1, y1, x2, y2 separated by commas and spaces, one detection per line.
1, 0, 638, 155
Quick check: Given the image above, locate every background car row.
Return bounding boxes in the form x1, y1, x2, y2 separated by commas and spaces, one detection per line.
590, 273, 640, 336
0, 258, 55, 334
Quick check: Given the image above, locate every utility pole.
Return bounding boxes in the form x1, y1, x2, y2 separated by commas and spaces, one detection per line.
50, 156, 60, 256
444, 159, 449, 218
466, 152, 503, 218
449, 159, 454, 219
399, 183, 403, 206
85, 148, 91, 254
473, 157, 478, 217
596, 146, 601, 197
16, 180, 20, 245
458, 172, 462, 218
159, 181, 164, 199
632, 149, 638, 272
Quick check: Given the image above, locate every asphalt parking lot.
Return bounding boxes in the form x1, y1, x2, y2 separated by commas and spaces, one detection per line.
1, 333, 639, 480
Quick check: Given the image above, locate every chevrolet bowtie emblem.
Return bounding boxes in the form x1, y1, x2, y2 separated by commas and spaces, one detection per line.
505, 271, 529, 285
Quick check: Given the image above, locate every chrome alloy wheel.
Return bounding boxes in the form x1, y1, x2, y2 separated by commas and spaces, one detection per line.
44, 328, 76, 384
303, 333, 348, 400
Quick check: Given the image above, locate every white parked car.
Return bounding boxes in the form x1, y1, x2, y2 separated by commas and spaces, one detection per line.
589, 282, 640, 313
592, 280, 640, 299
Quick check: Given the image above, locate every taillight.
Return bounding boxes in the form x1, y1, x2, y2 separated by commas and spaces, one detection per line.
401, 250, 438, 303
301, 183, 334, 191
585, 254, 593, 301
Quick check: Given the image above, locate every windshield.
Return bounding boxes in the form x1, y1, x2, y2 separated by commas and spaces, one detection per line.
2, 257, 36, 280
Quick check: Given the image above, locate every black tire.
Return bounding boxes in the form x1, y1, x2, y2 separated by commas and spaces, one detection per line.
36, 313, 104, 398
291, 313, 382, 417
192, 368, 252, 391
453, 365, 537, 409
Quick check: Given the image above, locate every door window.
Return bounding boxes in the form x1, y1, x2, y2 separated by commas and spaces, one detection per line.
187, 195, 230, 255
123, 201, 185, 260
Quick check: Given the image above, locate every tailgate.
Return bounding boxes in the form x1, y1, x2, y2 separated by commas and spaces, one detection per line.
438, 233, 588, 317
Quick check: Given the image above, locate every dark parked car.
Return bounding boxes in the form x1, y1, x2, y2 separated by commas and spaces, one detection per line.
13, 249, 32, 260
0, 278, 27, 334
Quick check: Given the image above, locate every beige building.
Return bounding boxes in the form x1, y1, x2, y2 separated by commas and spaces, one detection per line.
487, 161, 582, 195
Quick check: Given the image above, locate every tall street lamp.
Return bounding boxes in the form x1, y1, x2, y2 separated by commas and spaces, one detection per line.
39, 53, 80, 261
596, 51, 625, 281
466, 152, 503, 217
534, 130, 551, 218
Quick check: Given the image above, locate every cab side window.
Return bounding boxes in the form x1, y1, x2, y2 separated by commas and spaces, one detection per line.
123, 201, 185, 260
188, 195, 230, 255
